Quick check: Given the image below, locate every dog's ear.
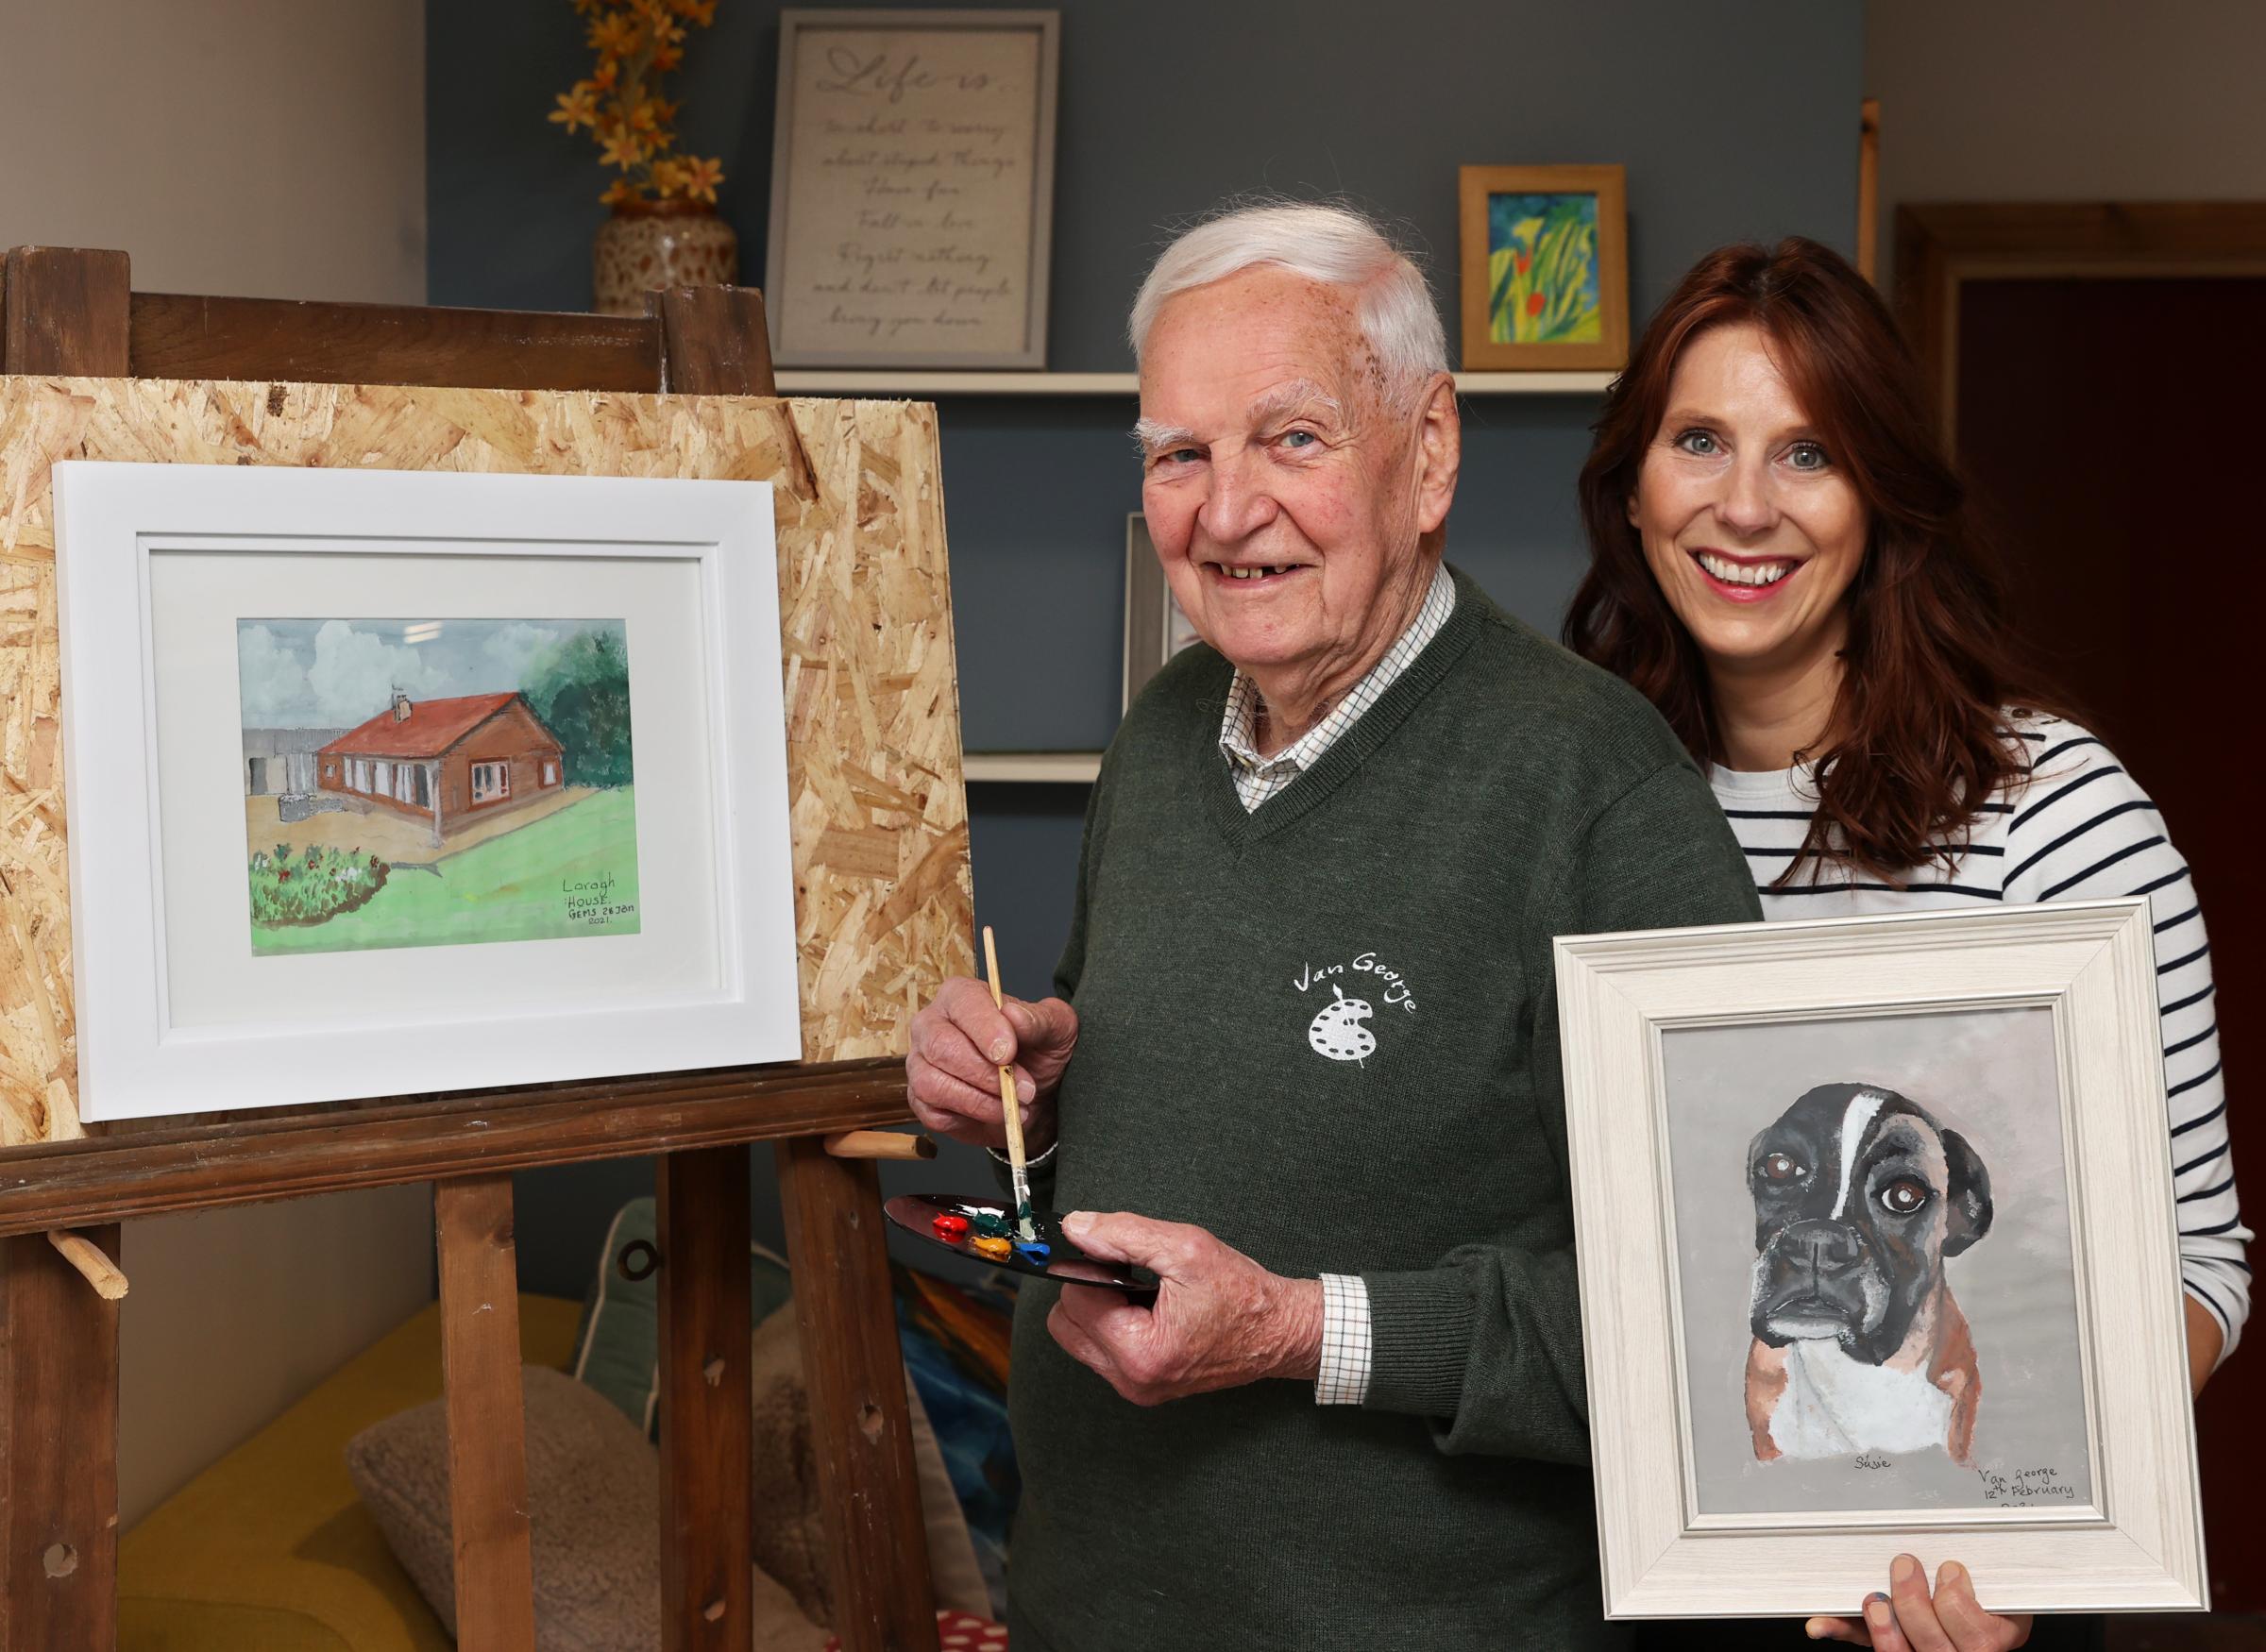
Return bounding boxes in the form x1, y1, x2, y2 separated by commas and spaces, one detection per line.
1940, 1127, 1993, 1255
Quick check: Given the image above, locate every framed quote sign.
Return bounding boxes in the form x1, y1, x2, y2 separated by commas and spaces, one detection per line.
766, 8, 1060, 368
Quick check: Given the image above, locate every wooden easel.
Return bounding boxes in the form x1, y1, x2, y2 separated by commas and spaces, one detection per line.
0, 246, 945, 1652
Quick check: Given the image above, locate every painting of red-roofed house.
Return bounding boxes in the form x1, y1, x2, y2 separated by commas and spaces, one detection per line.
236, 617, 640, 956
318, 690, 564, 839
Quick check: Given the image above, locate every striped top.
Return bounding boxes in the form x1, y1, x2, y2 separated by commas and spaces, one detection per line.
1713, 714, 2251, 1357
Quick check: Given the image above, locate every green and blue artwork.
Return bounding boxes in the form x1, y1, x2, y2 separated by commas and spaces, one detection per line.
235, 616, 641, 956
1487, 192, 1603, 346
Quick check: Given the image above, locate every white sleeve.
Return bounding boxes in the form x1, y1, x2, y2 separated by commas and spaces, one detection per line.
1315, 1272, 1374, 1405
2004, 729, 2250, 1358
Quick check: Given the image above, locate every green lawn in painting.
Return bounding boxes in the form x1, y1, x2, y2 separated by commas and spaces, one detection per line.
250, 787, 642, 956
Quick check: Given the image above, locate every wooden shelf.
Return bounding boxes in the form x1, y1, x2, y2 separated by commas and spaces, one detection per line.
963, 750, 1103, 784
773, 369, 1615, 396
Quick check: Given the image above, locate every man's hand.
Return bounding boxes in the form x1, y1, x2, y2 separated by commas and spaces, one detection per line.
1046, 1211, 1324, 1405
905, 976, 1077, 1152
1806, 1556, 2031, 1649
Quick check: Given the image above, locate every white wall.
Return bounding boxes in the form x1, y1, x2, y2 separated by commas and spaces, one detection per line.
0, 0, 436, 1526
119, 1192, 436, 1526
0, 0, 426, 301
1867, 0, 2266, 279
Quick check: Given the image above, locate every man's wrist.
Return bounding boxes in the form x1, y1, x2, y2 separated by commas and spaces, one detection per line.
1272, 1275, 1325, 1383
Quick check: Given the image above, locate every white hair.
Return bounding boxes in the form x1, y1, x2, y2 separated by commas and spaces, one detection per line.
1126, 201, 1448, 411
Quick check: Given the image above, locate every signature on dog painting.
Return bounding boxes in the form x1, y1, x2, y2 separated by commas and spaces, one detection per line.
237, 617, 640, 956
1663, 1007, 2092, 1515
1744, 1084, 1992, 1466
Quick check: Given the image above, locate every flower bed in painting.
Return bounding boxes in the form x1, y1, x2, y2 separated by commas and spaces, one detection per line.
248, 841, 390, 929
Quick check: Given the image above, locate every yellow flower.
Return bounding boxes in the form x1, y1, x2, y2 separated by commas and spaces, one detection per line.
548, 87, 600, 132
649, 157, 688, 195
627, 97, 664, 136
681, 155, 725, 203
648, 16, 685, 46
589, 58, 619, 92
599, 177, 639, 207
673, 0, 717, 24
585, 9, 641, 56
652, 39, 684, 70
597, 126, 647, 170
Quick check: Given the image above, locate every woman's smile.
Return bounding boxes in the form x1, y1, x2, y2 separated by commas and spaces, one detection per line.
1690, 547, 1804, 601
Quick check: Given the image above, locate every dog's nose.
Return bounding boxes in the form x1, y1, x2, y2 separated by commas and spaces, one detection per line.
1780, 1219, 1863, 1273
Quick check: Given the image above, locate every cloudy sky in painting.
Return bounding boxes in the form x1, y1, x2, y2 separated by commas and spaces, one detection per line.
236, 616, 626, 730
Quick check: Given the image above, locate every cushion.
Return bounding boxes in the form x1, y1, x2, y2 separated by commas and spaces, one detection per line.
569, 1197, 794, 1436
347, 1367, 672, 1650
347, 1365, 829, 1652
747, 1302, 993, 1627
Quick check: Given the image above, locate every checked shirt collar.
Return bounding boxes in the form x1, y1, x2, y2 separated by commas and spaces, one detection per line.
1217, 562, 1456, 814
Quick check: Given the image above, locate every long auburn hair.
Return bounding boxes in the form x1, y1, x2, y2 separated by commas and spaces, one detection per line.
1564, 237, 2061, 886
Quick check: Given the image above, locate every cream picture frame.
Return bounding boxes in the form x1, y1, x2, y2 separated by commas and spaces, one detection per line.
1553, 900, 2206, 1618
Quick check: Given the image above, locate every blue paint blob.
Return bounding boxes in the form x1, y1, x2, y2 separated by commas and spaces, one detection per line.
1012, 1239, 1051, 1262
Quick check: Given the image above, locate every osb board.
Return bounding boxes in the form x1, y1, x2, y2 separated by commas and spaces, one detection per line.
0, 376, 972, 1146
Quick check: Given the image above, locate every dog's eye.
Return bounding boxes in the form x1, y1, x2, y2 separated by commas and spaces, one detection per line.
1758, 1153, 1804, 1183
1879, 1179, 1930, 1216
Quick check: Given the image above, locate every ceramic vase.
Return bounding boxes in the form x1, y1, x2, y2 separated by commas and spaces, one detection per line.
592, 199, 737, 316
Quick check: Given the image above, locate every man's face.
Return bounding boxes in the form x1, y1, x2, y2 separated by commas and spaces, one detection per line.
1137, 266, 1451, 682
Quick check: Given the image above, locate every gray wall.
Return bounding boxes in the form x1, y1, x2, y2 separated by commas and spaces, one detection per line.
429, 0, 1865, 1298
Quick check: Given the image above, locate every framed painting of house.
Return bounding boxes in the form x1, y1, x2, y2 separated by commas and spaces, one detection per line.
52, 461, 802, 1121
1553, 901, 2206, 1619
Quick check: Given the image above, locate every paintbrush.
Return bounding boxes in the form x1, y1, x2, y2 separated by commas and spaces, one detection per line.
981, 925, 1037, 1240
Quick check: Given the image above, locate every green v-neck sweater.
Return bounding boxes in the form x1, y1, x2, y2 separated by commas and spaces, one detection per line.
1004, 569, 1761, 1651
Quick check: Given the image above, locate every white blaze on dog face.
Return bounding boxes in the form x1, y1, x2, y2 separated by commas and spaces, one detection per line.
1829, 1091, 1887, 1220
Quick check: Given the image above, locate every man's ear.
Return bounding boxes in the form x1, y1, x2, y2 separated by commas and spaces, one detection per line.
1939, 1127, 1994, 1256
1412, 373, 1461, 536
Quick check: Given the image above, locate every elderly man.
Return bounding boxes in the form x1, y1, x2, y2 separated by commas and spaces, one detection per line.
908, 202, 1759, 1650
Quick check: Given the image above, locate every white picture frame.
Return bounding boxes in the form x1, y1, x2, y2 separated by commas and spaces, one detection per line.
1553, 900, 2205, 1618
765, 8, 1059, 369
53, 463, 803, 1121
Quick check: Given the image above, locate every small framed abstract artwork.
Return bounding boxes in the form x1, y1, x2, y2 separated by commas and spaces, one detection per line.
1554, 901, 2205, 1618
1121, 513, 1204, 712
53, 462, 802, 1121
1457, 163, 1629, 371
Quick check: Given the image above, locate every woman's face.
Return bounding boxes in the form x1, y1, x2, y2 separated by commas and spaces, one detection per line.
1627, 322, 1868, 676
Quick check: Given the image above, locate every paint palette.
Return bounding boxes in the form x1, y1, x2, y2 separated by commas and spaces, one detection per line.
883, 1193, 1158, 1301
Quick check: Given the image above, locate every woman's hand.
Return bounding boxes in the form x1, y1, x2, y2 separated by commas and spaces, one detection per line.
905, 975, 1077, 1151
1806, 1556, 2030, 1649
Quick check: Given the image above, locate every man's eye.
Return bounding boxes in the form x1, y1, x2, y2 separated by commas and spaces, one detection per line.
1280, 430, 1318, 449
1158, 447, 1204, 466
1879, 1179, 1929, 1216
1675, 430, 1720, 457
1758, 1152, 1805, 1183
1786, 442, 1830, 471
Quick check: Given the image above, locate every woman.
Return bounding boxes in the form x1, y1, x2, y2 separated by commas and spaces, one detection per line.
1569, 239, 2247, 1651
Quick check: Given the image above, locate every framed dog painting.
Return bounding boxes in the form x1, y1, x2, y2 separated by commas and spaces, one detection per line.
1554, 900, 2206, 1618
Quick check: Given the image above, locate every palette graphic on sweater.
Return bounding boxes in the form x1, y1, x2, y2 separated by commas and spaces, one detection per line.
1005, 571, 1760, 1652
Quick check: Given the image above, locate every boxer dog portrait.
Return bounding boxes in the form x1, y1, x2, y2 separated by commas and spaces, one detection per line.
1743, 1082, 1994, 1465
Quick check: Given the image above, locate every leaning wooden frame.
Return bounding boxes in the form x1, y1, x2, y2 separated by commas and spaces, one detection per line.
1554, 899, 2205, 1619
0, 245, 965, 1652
